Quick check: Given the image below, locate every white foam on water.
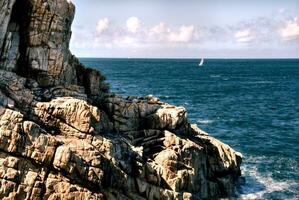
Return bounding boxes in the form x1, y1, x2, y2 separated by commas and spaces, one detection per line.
239, 160, 297, 200
197, 119, 214, 124
245, 81, 275, 84
158, 95, 170, 99
210, 75, 221, 78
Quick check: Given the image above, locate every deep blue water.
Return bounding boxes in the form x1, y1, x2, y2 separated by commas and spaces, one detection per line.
81, 58, 299, 199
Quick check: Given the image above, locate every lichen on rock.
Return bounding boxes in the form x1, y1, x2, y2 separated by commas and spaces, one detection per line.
0, 0, 243, 199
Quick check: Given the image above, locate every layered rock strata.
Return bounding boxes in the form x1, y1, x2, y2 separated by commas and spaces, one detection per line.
0, 0, 243, 199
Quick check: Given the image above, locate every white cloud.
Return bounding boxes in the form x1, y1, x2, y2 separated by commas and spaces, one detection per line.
168, 25, 195, 42
148, 23, 197, 43
234, 29, 255, 43
126, 17, 142, 33
148, 22, 170, 42
149, 22, 169, 35
96, 18, 110, 34
72, 13, 298, 56
280, 17, 299, 40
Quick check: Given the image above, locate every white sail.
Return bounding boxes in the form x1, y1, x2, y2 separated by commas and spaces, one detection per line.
198, 58, 204, 66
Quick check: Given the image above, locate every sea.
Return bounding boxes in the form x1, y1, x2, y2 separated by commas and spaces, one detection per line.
81, 58, 299, 199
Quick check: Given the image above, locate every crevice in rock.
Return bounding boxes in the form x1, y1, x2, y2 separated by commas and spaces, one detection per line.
13, 0, 29, 76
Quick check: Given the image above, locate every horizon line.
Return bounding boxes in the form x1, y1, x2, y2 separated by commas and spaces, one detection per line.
78, 57, 299, 60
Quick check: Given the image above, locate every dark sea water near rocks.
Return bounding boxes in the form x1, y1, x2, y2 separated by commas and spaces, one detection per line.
81, 58, 299, 199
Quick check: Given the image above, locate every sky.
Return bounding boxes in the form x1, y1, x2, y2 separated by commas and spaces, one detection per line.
69, 0, 299, 58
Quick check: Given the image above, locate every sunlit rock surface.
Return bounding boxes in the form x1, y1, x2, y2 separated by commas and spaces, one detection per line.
0, 0, 242, 199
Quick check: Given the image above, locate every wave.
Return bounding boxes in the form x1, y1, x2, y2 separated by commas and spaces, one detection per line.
210, 75, 221, 78
158, 95, 170, 99
245, 81, 275, 84
238, 157, 298, 199
197, 119, 214, 124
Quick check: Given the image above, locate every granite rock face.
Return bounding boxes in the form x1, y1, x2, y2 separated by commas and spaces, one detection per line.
0, 0, 243, 199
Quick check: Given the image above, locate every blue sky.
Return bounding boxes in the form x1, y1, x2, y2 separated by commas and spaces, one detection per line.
70, 0, 299, 58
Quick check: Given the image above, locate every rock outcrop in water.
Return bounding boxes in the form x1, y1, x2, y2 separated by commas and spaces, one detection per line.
0, 0, 242, 199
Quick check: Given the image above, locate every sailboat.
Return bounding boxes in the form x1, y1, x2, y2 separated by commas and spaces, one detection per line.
198, 58, 204, 67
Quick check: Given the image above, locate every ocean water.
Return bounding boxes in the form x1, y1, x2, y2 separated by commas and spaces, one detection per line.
81, 58, 299, 199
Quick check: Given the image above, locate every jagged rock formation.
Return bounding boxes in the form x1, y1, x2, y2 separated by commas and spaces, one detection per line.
0, 0, 243, 199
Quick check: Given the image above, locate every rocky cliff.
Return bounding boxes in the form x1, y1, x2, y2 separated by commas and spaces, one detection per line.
0, 0, 242, 199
